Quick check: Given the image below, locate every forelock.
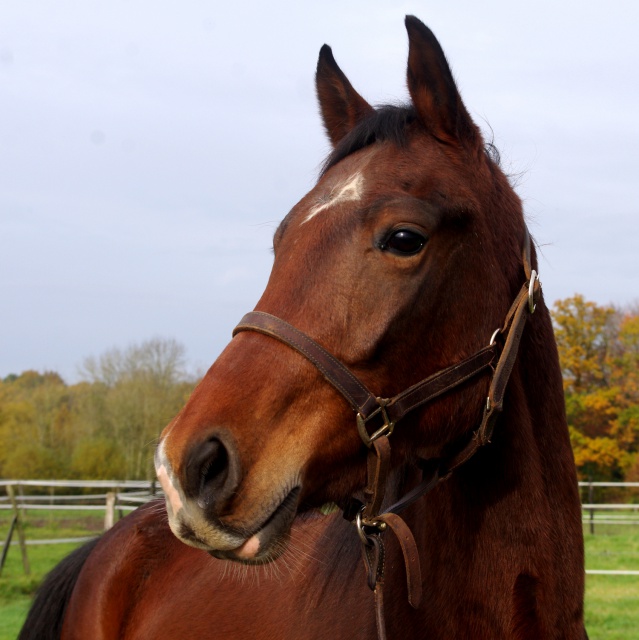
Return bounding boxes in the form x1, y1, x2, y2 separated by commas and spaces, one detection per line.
321, 104, 416, 176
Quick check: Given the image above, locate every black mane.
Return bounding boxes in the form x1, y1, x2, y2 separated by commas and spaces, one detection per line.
320, 103, 501, 175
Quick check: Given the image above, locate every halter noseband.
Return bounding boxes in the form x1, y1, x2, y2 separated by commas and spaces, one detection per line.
233, 228, 540, 640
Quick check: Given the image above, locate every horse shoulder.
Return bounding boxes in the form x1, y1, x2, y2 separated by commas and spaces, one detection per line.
63, 503, 359, 639
62, 500, 185, 639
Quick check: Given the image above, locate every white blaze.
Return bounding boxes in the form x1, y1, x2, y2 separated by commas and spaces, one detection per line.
157, 463, 183, 514
303, 172, 364, 224
155, 440, 184, 514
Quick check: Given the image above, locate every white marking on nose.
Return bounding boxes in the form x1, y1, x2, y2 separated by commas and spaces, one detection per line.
303, 172, 364, 224
155, 441, 184, 514
157, 464, 184, 513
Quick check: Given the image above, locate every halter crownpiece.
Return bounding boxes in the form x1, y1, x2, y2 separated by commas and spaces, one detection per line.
233, 228, 541, 640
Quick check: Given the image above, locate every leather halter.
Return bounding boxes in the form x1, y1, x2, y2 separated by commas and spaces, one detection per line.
233, 228, 540, 640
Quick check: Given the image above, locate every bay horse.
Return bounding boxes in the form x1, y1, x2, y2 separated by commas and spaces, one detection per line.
21, 16, 586, 640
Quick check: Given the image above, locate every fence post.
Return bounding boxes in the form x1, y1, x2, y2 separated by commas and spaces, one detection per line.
104, 492, 116, 530
0, 515, 17, 578
7, 485, 30, 575
588, 478, 595, 535
49, 485, 55, 527
17, 483, 27, 525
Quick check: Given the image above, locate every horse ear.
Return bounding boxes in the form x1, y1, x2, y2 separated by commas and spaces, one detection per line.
405, 16, 478, 145
316, 44, 374, 147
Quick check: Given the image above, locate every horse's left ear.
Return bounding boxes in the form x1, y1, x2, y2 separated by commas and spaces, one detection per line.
405, 16, 479, 146
316, 44, 374, 147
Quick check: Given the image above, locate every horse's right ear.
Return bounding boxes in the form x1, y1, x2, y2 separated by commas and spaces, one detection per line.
316, 45, 374, 147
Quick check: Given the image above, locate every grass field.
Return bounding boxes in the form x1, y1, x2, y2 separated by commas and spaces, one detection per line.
0, 542, 84, 640
581, 532, 639, 640
1, 511, 638, 639
0, 507, 103, 640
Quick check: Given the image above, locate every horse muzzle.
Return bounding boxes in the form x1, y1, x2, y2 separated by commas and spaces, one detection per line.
155, 434, 302, 563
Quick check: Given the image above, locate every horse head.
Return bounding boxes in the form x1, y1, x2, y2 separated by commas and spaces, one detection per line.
155, 16, 530, 564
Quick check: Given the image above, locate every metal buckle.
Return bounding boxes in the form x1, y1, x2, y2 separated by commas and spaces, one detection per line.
355, 506, 387, 545
356, 398, 394, 448
528, 270, 540, 314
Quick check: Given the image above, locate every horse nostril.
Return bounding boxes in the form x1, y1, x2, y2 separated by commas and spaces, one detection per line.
184, 435, 239, 513
200, 440, 228, 497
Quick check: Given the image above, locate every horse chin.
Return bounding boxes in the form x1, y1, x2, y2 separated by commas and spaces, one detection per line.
208, 538, 289, 566
205, 486, 301, 565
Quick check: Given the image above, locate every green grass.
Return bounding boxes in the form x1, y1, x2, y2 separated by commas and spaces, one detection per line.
583, 531, 639, 639
586, 577, 639, 640
0, 600, 30, 640
0, 542, 84, 640
584, 531, 639, 571
0, 507, 105, 640
0, 513, 637, 639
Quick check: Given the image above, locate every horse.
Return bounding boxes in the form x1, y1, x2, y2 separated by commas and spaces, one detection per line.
20, 16, 586, 640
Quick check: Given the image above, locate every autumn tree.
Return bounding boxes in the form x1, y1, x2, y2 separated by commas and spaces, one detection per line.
553, 295, 616, 396
552, 296, 639, 479
1, 338, 196, 480
0, 371, 72, 478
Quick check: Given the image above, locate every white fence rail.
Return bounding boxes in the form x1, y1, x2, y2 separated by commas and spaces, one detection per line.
2, 480, 638, 578
0, 479, 162, 576
0, 479, 154, 488
578, 481, 639, 532
577, 481, 639, 576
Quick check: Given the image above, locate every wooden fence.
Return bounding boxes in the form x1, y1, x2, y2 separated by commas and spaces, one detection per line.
2, 479, 638, 577
0, 479, 160, 577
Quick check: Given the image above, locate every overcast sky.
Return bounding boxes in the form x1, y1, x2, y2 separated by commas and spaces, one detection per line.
1, 1, 638, 382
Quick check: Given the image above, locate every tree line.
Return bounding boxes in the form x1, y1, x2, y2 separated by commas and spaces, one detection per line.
1, 296, 638, 482
0, 338, 196, 481
554, 295, 639, 481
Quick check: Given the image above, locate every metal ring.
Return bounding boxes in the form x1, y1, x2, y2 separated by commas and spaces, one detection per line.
355, 507, 370, 545
528, 270, 538, 314
489, 328, 500, 345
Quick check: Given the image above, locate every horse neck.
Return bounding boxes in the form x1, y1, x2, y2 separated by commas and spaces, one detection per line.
403, 297, 580, 566
297, 305, 581, 637
363, 301, 583, 636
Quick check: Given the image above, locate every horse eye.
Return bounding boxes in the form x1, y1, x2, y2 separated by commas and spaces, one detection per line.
381, 229, 427, 255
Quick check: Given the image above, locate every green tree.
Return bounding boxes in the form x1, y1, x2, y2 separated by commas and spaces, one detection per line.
77, 338, 195, 479
0, 339, 196, 480
0, 371, 71, 478
71, 437, 127, 479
